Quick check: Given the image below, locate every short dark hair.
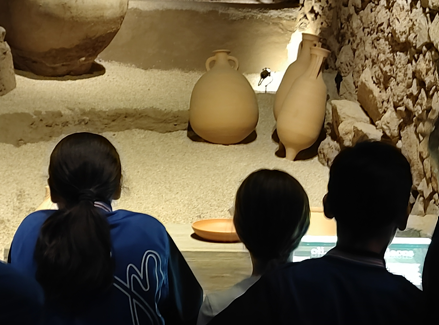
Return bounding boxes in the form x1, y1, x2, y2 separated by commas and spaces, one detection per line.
326, 141, 412, 235
234, 169, 310, 263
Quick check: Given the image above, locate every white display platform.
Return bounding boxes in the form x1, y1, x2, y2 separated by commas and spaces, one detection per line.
166, 224, 431, 289
293, 236, 431, 289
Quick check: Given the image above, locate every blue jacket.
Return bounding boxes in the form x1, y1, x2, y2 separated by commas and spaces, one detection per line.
0, 261, 44, 324
10, 209, 202, 325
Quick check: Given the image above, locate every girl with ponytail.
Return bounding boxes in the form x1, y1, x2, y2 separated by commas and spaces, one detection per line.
9, 132, 202, 325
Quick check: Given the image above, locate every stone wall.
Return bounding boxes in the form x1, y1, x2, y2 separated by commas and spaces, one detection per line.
321, 0, 439, 217
291, 0, 341, 69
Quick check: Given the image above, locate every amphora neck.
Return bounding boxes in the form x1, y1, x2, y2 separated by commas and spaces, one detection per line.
296, 33, 320, 62
212, 49, 232, 67
304, 47, 330, 80
206, 49, 239, 71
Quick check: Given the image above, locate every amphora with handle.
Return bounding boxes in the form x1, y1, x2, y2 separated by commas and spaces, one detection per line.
277, 47, 331, 161
273, 33, 321, 120
0, 0, 129, 76
189, 49, 259, 145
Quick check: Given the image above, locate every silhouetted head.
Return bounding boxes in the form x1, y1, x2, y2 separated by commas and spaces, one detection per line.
234, 169, 310, 265
325, 141, 412, 240
48, 132, 122, 207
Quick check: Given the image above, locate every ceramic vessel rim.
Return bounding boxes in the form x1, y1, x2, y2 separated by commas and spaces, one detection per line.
192, 219, 236, 234
192, 219, 239, 242
302, 33, 320, 41
310, 47, 331, 56
212, 49, 231, 54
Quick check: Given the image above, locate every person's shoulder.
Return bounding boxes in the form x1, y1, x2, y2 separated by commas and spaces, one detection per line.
15, 210, 54, 235
20, 209, 54, 225
273, 257, 326, 274
0, 261, 43, 298
204, 276, 259, 315
0, 261, 44, 324
383, 273, 427, 319
258, 258, 333, 288
0, 261, 40, 286
387, 272, 423, 293
108, 209, 165, 227
107, 209, 167, 237
0, 260, 21, 277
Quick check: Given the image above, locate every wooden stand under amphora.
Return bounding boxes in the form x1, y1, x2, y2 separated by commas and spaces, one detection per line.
189, 49, 259, 144
0, 0, 129, 76
273, 33, 320, 120
277, 47, 331, 161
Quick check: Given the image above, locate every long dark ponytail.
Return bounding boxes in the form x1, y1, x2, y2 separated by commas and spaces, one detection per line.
34, 132, 122, 310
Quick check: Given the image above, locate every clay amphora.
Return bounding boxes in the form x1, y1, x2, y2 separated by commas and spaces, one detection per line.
277, 47, 330, 161
273, 33, 320, 120
0, 0, 129, 76
189, 50, 259, 144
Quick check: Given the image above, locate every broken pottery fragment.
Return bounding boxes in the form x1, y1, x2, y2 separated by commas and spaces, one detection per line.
0, 26, 16, 96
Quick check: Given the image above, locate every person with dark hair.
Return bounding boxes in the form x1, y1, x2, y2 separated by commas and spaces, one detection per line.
422, 119, 439, 306
208, 141, 426, 325
197, 169, 310, 325
9, 132, 202, 325
0, 261, 44, 324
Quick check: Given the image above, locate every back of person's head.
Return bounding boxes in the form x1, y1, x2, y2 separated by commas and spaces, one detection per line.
234, 169, 310, 266
325, 141, 412, 239
34, 132, 122, 310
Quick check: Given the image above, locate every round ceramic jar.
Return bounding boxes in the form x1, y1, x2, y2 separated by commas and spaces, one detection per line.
189, 49, 259, 145
0, 0, 129, 76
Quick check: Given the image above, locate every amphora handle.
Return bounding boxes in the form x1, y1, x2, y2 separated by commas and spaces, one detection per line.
205, 55, 239, 71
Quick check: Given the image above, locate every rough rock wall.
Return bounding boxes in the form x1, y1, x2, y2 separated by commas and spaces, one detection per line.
328, 0, 439, 217
293, 0, 341, 69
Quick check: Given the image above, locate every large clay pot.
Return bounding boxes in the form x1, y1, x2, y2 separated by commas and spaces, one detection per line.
277, 47, 330, 161
273, 33, 320, 120
0, 0, 129, 76
189, 49, 259, 144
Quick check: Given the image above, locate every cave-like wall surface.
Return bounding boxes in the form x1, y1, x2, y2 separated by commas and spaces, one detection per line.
321, 0, 439, 217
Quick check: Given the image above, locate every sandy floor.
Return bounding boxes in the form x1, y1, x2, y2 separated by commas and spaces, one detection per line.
1, 58, 436, 253
0, 64, 330, 250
